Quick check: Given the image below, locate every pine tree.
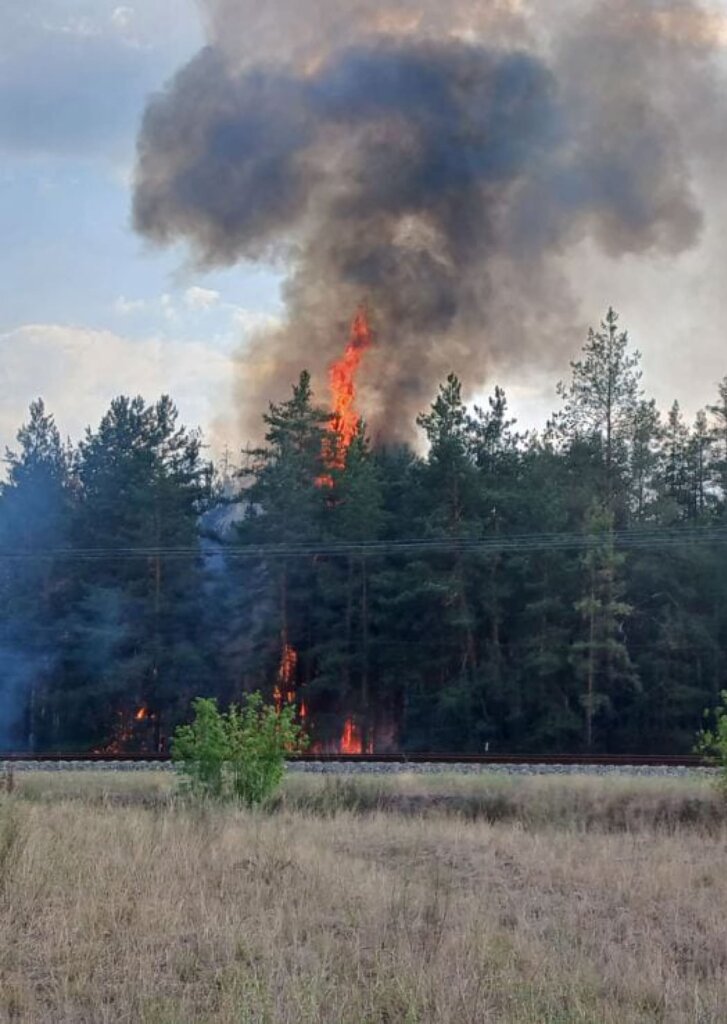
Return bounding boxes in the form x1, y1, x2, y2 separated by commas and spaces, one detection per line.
0, 401, 73, 749
66, 395, 212, 748
556, 308, 642, 518
515, 437, 581, 750
312, 425, 386, 749
660, 401, 691, 522
409, 375, 489, 749
572, 504, 637, 750
468, 388, 523, 744
708, 377, 727, 510
687, 410, 712, 521
629, 399, 662, 521
237, 372, 330, 723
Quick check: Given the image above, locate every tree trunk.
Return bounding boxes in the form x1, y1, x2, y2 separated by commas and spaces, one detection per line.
344, 555, 354, 703
279, 561, 289, 662
360, 555, 370, 752
586, 604, 595, 751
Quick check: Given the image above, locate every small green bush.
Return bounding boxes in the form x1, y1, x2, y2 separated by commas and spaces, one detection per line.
171, 694, 304, 805
696, 690, 727, 794
171, 697, 229, 799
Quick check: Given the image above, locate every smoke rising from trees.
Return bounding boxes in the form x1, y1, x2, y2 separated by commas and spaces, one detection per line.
133, 0, 724, 442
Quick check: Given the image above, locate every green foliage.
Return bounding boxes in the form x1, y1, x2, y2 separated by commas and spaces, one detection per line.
239, 370, 330, 546
171, 698, 229, 799
171, 695, 305, 805
0, 400, 73, 751
69, 395, 212, 747
226, 694, 303, 806
697, 691, 727, 793
572, 502, 637, 749
6, 307, 727, 758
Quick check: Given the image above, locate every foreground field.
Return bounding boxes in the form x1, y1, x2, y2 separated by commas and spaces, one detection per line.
1, 773, 726, 1023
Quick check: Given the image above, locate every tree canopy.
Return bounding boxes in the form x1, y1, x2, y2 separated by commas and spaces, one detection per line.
2, 312, 727, 755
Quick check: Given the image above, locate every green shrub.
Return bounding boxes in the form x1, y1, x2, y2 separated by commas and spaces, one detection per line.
171, 697, 228, 799
172, 694, 304, 805
696, 690, 727, 794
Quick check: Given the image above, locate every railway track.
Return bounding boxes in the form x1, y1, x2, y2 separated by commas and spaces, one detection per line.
0, 752, 708, 767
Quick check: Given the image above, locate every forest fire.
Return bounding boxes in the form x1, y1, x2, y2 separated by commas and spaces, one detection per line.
95, 706, 154, 754
321, 307, 374, 474
309, 718, 371, 755
340, 717, 366, 755
273, 643, 298, 712
305, 310, 376, 747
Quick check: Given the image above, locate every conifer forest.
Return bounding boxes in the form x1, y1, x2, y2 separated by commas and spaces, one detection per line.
2, 309, 727, 756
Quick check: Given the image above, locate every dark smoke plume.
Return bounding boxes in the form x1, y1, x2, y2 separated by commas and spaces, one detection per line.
133, 0, 724, 442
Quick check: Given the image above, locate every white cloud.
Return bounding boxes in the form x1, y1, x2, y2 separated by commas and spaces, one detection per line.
110, 294, 278, 343
44, 15, 101, 39
41, 5, 145, 48
161, 294, 178, 323
184, 286, 221, 311
0, 324, 233, 459
111, 6, 135, 31
230, 306, 282, 335
113, 295, 147, 315
109, 161, 134, 188
109, 5, 148, 51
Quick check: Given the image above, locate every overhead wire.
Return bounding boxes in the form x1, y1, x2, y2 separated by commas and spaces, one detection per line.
1, 524, 727, 560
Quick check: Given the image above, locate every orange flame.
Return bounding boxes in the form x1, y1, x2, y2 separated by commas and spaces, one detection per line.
321, 307, 374, 478
274, 643, 298, 711
94, 705, 153, 754
340, 717, 364, 755
278, 643, 298, 686
307, 717, 373, 754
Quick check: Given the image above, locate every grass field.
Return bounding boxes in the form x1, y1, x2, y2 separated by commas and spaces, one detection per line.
1, 771, 726, 1023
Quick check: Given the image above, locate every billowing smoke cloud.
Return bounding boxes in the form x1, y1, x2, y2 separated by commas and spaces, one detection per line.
133, 0, 724, 442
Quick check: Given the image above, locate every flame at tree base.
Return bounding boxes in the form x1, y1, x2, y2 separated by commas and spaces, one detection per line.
94, 705, 155, 754
307, 717, 373, 755
340, 717, 372, 755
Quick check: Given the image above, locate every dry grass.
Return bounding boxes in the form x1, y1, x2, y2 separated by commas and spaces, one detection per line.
10, 769, 175, 805
1, 773, 727, 1023
277, 771, 726, 832
13, 768, 726, 832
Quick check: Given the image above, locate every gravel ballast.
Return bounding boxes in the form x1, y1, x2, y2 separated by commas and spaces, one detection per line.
0, 759, 714, 778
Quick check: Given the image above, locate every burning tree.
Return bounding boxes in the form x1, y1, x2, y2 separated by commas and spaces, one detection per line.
239, 308, 381, 753
322, 308, 375, 475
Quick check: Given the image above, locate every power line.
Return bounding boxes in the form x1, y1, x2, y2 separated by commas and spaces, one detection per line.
1, 524, 727, 561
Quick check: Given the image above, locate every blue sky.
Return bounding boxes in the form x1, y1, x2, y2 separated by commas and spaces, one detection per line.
2, 0, 727, 463
0, 0, 283, 457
